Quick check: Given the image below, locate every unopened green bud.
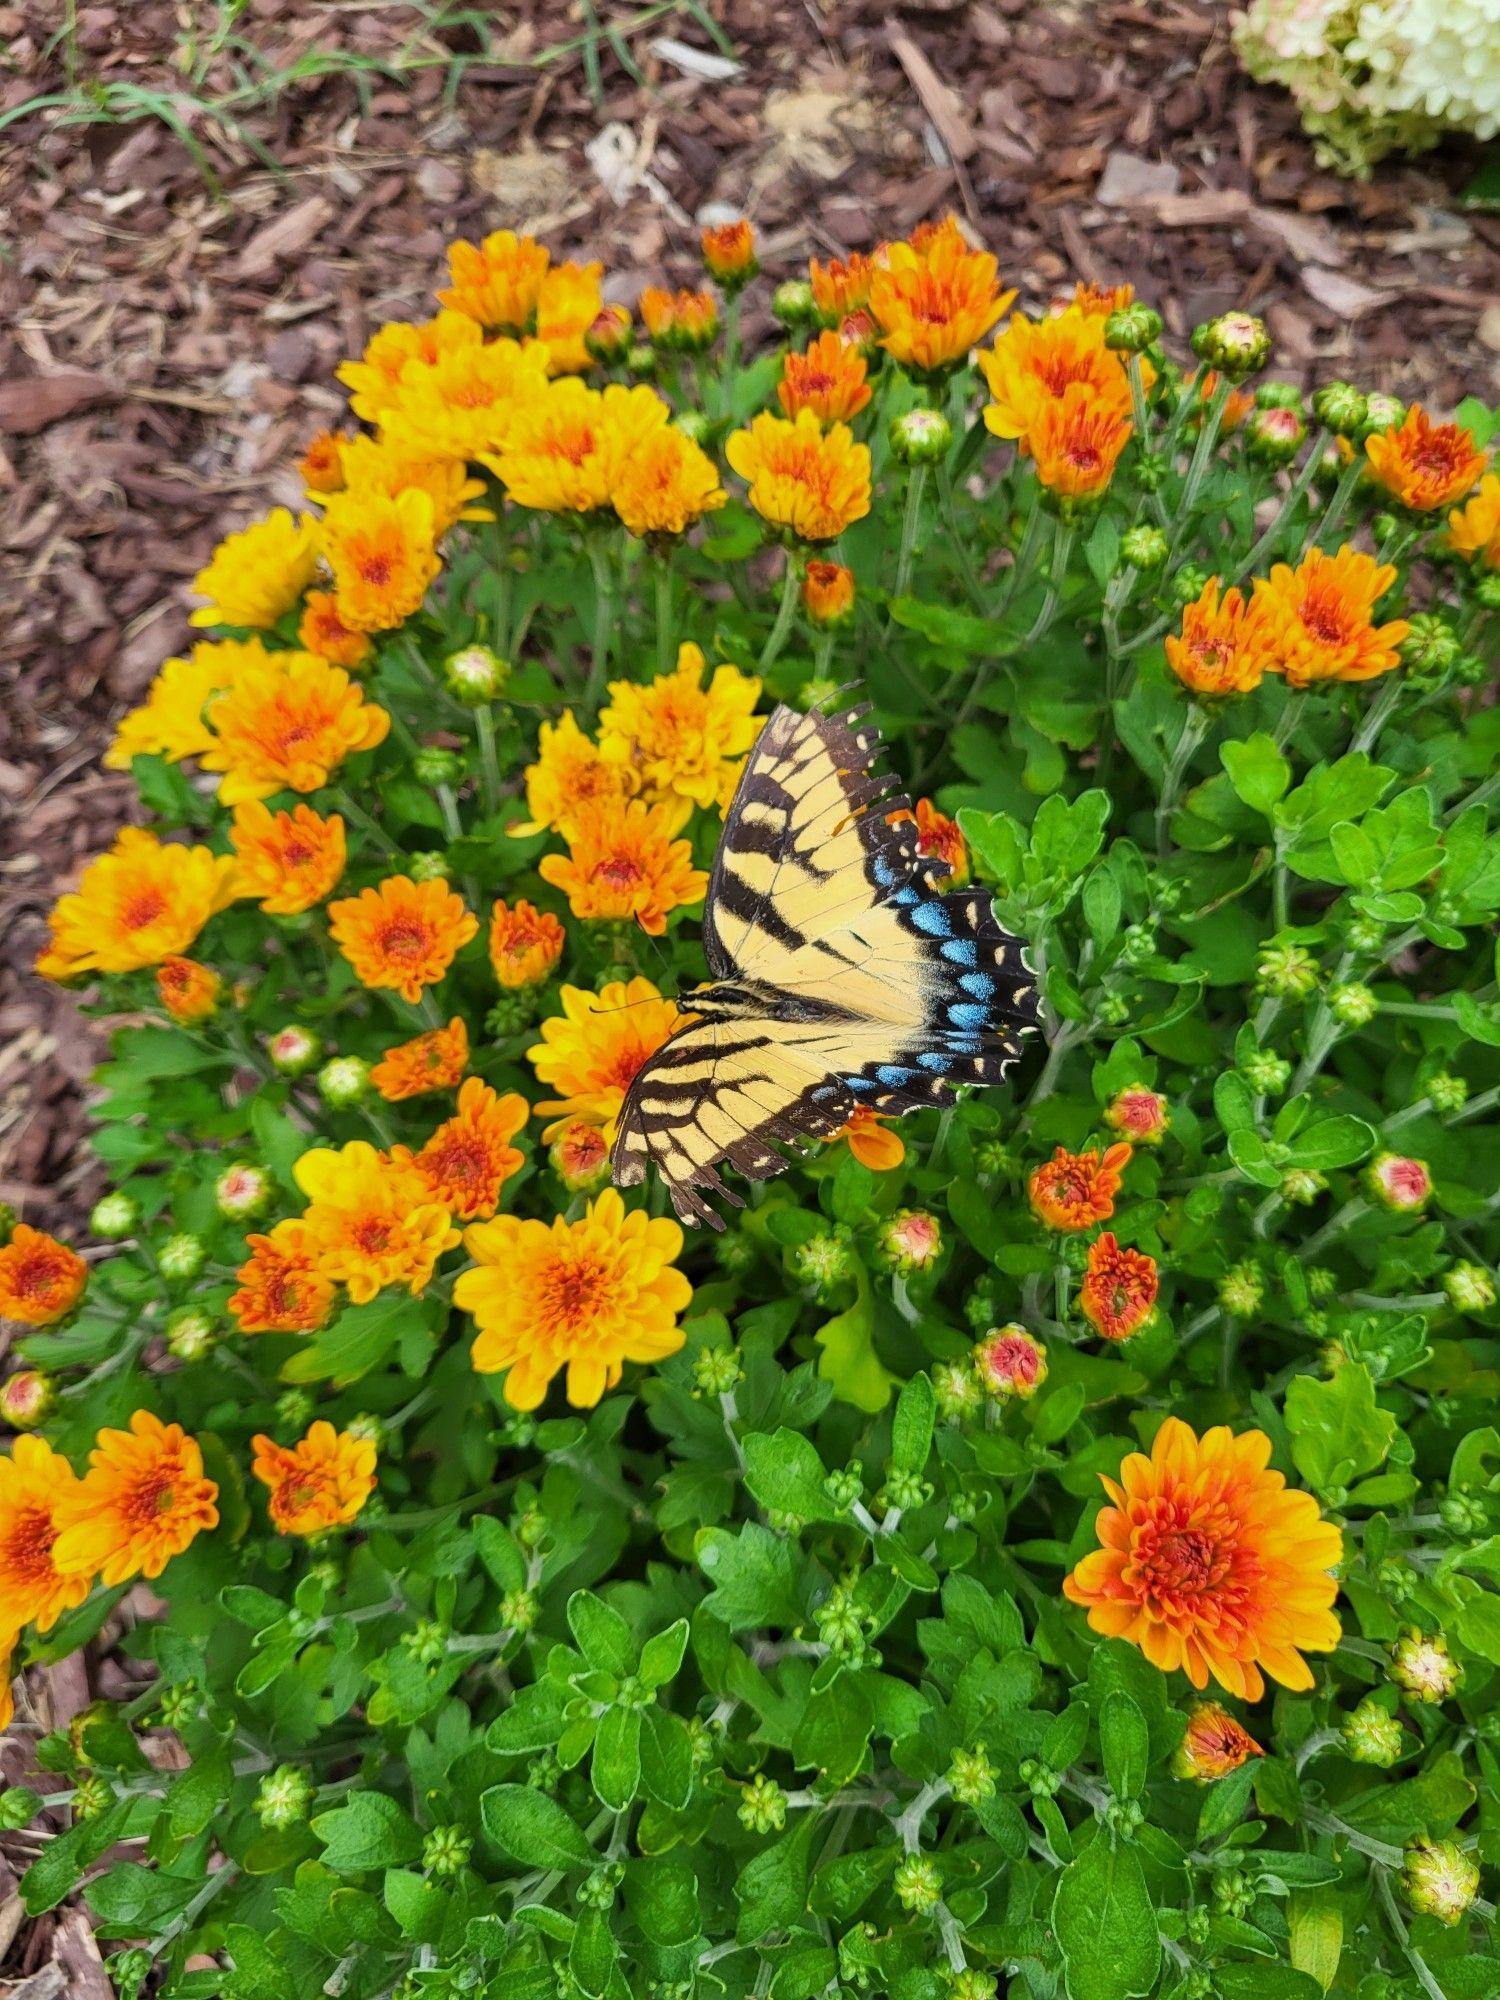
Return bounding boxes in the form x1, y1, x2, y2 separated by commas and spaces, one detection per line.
0, 1787, 41, 1830
1329, 982, 1377, 1027
501, 1588, 540, 1632
1280, 1169, 1326, 1207
625, 342, 657, 379
443, 644, 509, 703
772, 280, 818, 329
893, 1853, 944, 1913
1439, 1489, 1487, 1536
215, 1161, 272, 1220
1389, 1628, 1460, 1703
515, 1505, 547, 1551
933, 1359, 981, 1422
1103, 303, 1162, 353
165, 1307, 216, 1362
890, 408, 953, 465
407, 849, 453, 883
1239, 1050, 1291, 1095
257, 1762, 315, 1828
1472, 572, 1500, 611
947, 1743, 996, 1806
156, 1680, 201, 1729
1311, 381, 1368, 436
692, 1345, 744, 1398
158, 1232, 206, 1281
1428, 1071, 1469, 1113
1400, 613, 1462, 677
1361, 391, 1405, 437
1213, 1865, 1256, 1917
423, 1823, 472, 1877
1191, 311, 1271, 378
0, 1369, 55, 1429
799, 674, 844, 712
1246, 405, 1306, 464
72, 1775, 113, 1822
1170, 562, 1213, 607
1256, 942, 1319, 998
402, 1617, 449, 1666
267, 1025, 321, 1075
90, 1192, 139, 1240
1443, 1261, 1495, 1314
1344, 916, 1385, 955
791, 1228, 854, 1295
275, 1388, 315, 1430
1256, 381, 1304, 411
1219, 1262, 1264, 1317
1341, 1697, 1403, 1765
1402, 1837, 1479, 1925
878, 1208, 942, 1274
412, 745, 462, 788
738, 1773, 787, 1834
317, 1056, 371, 1108
1118, 524, 1169, 572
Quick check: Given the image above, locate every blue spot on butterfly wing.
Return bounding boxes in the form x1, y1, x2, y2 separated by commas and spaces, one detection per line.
919, 1051, 949, 1071
959, 971, 995, 999
947, 1001, 988, 1032
845, 1075, 877, 1093
911, 901, 951, 937
890, 886, 918, 907
877, 1064, 915, 1087
941, 937, 978, 966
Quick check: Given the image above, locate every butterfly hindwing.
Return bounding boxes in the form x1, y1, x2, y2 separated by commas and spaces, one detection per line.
612, 698, 1041, 1227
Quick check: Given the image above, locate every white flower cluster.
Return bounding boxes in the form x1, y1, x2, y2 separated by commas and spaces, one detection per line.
1235, 0, 1500, 173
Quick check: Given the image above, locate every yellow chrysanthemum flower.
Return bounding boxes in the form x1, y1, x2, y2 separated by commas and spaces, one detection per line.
293, 1140, 458, 1303
0, 1435, 92, 1631
1064, 1416, 1343, 1700
336, 309, 482, 425
598, 642, 761, 813
335, 432, 492, 535
438, 229, 551, 331
376, 337, 552, 464
35, 827, 240, 981
455, 1187, 691, 1409
725, 410, 871, 542
511, 708, 637, 840
611, 424, 727, 539
190, 508, 320, 629
201, 650, 390, 804
538, 796, 709, 936
484, 380, 671, 515
52, 1411, 219, 1587
869, 218, 1014, 376
103, 637, 275, 771
979, 306, 1139, 452
319, 487, 442, 634
528, 976, 682, 1138
1447, 470, 1500, 566
535, 259, 605, 375
252, 1422, 378, 1537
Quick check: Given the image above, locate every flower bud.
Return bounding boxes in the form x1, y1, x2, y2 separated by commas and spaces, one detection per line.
275, 1388, 315, 1430
1240, 1050, 1291, 1095
549, 1118, 610, 1191
407, 849, 452, 883
268, 1025, 321, 1075
1311, 381, 1369, 436
91, 1191, 139, 1240
411, 745, 462, 788
772, 279, 818, 329
946, 1971, 997, 2000
1389, 1628, 1460, 1703
1104, 1086, 1169, 1146
947, 1743, 997, 1806
839, 309, 878, 360
1341, 1696, 1403, 1765
72, 1775, 114, 1822
692, 1345, 744, 1398
878, 1208, 942, 1274
1443, 1261, 1495, 1314
738, 1773, 787, 1834
889, 408, 953, 465
1218, 1262, 1264, 1317
1118, 524, 1169, 573
317, 1056, 371, 1108
158, 1233, 206, 1282
790, 1228, 855, 1295
974, 1325, 1047, 1401
1328, 982, 1377, 1027
1400, 612, 1462, 678
256, 1762, 316, 1828
932, 1359, 981, 1423
1367, 1151, 1431, 1214
486, 991, 540, 1040
165, 1307, 216, 1362
1246, 405, 1306, 465
1103, 303, 1162, 353
584, 303, 632, 363
422, 1823, 472, 1878
1256, 380, 1304, 411
442, 644, 509, 703
1426, 1070, 1467, 1114
1473, 572, 1500, 611
1307, 1267, 1337, 1301
1440, 1489, 1487, 1535
674, 408, 711, 446
1344, 915, 1385, 955
1191, 311, 1271, 379
1361, 391, 1405, 436
701, 217, 758, 290
624, 342, 656, 378
0, 1369, 54, 1429
215, 1161, 273, 1220
500, 1585, 540, 1632
1171, 1701, 1263, 1781
1170, 562, 1213, 607
1255, 942, 1319, 998
1280, 1168, 1327, 1207
893, 1853, 943, 1913
1402, 1838, 1479, 1926
802, 560, 856, 627
798, 674, 844, 712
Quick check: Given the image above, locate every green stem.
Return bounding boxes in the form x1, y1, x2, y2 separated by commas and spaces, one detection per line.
474, 704, 502, 816
584, 535, 616, 712
1311, 453, 1366, 549
937, 459, 984, 605
1168, 375, 1233, 557
1155, 704, 1211, 860
894, 463, 929, 600
722, 290, 741, 403
758, 554, 802, 674
653, 548, 676, 678
1126, 355, 1168, 527
1350, 671, 1405, 756
1374, 1863, 1447, 2000
333, 788, 401, 863
1024, 519, 1076, 644
1227, 426, 1330, 585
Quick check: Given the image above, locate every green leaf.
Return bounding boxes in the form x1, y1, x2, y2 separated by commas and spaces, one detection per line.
1099, 1692, 1149, 1801
1054, 1833, 1160, 2000
1288, 1889, 1343, 1993
734, 1812, 819, 1943
639, 1707, 694, 1810
639, 1619, 690, 1689
814, 1280, 895, 1413
1197, 1761, 1257, 1843
627, 1856, 702, 1949
1221, 733, 1291, 816
569, 1907, 618, 1999
1284, 1363, 1395, 1494
279, 1293, 413, 1386
311, 1794, 424, 1873
889, 596, 1017, 655
1214, 1973, 1322, 2000
383, 1869, 449, 1943
792, 1675, 874, 1787
591, 1705, 642, 1811
743, 1430, 839, 1524
696, 1523, 803, 1631
1032, 1382, 1086, 1447
480, 1786, 596, 1871
1285, 1114, 1375, 1171
1340, 1752, 1474, 1840
890, 1372, 936, 1477
1456, 1592, 1500, 1664
567, 1590, 635, 1676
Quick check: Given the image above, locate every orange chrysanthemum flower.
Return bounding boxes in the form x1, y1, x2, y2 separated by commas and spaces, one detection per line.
319, 488, 441, 633
536, 260, 606, 375
1064, 1417, 1344, 1699
230, 801, 347, 916
203, 651, 390, 805
826, 1106, 905, 1172
702, 218, 757, 286
336, 432, 491, 535
396, 1078, 528, 1220
611, 425, 727, 539
456, 1187, 690, 1409
156, 955, 221, 1024
327, 876, 478, 1005
1252, 546, 1411, 688
778, 329, 873, 426
299, 429, 350, 494
1172, 1702, 1264, 1781
190, 509, 320, 629
489, 898, 566, 990
529, 976, 683, 1137
1079, 1232, 1159, 1341
1028, 384, 1132, 500
52, 1411, 219, 1586
104, 637, 272, 771
511, 708, 637, 840
439, 229, 551, 331
1068, 279, 1135, 318
1446, 471, 1500, 567
598, 642, 762, 814
228, 1219, 336, 1334
889, 798, 968, 886
639, 287, 720, 351
725, 410, 871, 542
1029, 1143, 1131, 1231
1365, 405, 1486, 513
870, 219, 1014, 375
298, 590, 374, 672
486, 380, 670, 514
809, 252, 874, 322
336, 310, 481, 424
35, 827, 240, 981
539, 797, 708, 936
0, 1226, 87, 1327
803, 560, 855, 625
1165, 578, 1272, 699
376, 339, 551, 466
979, 307, 1136, 451
370, 1017, 470, 1102
252, 1422, 377, 1538
0, 1435, 91, 1631
294, 1141, 459, 1303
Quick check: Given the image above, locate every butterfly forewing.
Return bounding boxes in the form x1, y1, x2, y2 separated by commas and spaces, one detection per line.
612, 698, 1041, 1227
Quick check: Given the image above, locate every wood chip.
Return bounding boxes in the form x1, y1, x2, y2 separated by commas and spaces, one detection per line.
1121, 188, 1252, 226
1246, 203, 1347, 268
0, 370, 115, 436
235, 195, 336, 280
1096, 150, 1180, 207
1300, 264, 1397, 318
888, 21, 977, 162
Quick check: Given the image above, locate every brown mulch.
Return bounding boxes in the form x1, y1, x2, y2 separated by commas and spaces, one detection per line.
2, 0, 1499, 1241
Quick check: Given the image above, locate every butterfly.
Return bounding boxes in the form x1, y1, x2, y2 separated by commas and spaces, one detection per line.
611, 696, 1042, 1228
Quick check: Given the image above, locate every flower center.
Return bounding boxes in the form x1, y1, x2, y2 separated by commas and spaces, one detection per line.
377, 919, 430, 962
594, 853, 643, 888
122, 887, 167, 931
353, 1218, 393, 1253
1299, 592, 1352, 645
11, 1253, 61, 1300
127, 1472, 179, 1524
431, 1135, 490, 1192
544, 1251, 610, 1331
358, 550, 394, 586
4, 1504, 58, 1583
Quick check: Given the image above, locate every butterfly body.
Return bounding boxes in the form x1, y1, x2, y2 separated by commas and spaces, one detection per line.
612, 697, 1041, 1228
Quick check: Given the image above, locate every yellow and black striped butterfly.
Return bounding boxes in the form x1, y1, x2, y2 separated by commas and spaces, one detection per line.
611, 696, 1041, 1228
